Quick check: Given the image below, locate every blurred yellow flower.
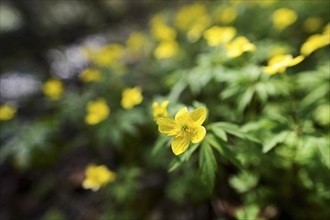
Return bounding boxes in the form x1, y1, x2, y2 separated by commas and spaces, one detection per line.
0, 104, 16, 121
175, 3, 207, 31
300, 34, 330, 56
82, 164, 116, 191
226, 36, 256, 58
154, 41, 179, 59
152, 100, 169, 121
126, 32, 147, 52
323, 23, 330, 35
93, 44, 124, 67
157, 107, 207, 156
262, 54, 304, 75
150, 14, 176, 41
203, 26, 236, 46
121, 87, 143, 110
85, 98, 110, 125
218, 7, 237, 24
303, 17, 322, 33
175, 3, 210, 42
42, 78, 64, 100
80, 68, 102, 82
272, 8, 297, 30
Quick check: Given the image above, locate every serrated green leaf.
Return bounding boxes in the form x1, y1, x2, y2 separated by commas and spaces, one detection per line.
263, 131, 289, 153
238, 88, 254, 113
211, 126, 227, 142
199, 141, 217, 191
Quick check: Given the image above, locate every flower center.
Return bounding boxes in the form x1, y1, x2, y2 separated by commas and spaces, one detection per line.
181, 124, 189, 132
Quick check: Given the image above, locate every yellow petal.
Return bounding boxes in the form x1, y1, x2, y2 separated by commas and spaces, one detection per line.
289, 55, 305, 66
189, 107, 207, 126
191, 126, 206, 143
161, 100, 169, 108
158, 118, 178, 136
171, 135, 190, 155
175, 107, 189, 122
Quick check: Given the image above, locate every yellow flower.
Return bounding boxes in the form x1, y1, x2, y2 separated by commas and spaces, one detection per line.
150, 14, 176, 41
42, 78, 64, 100
226, 36, 256, 58
85, 98, 110, 125
152, 100, 169, 121
82, 164, 116, 191
268, 46, 287, 58
175, 3, 208, 31
0, 104, 16, 121
126, 32, 147, 52
80, 68, 102, 82
175, 3, 210, 42
218, 7, 237, 24
303, 17, 322, 33
121, 87, 143, 110
262, 54, 305, 75
323, 23, 330, 36
203, 26, 237, 46
154, 41, 179, 59
93, 44, 124, 67
272, 8, 297, 30
300, 34, 330, 56
157, 107, 207, 155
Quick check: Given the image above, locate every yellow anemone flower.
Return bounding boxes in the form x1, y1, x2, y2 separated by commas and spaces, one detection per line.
272, 8, 297, 30
82, 164, 116, 191
0, 104, 16, 121
80, 68, 102, 82
218, 7, 237, 24
126, 32, 147, 52
152, 100, 170, 121
203, 26, 237, 46
121, 87, 143, 110
42, 78, 64, 100
85, 98, 110, 125
262, 54, 304, 75
154, 41, 179, 60
93, 44, 124, 67
150, 14, 176, 41
157, 107, 207, 156
323, 23, 330, 36
226, 36, 256, 58
300, 34, 330, 56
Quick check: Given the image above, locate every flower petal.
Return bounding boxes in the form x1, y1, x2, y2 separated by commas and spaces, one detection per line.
288, 55, 305, 67
158, 118, 177, 136
171, 135, 190, 155
189, 107, 207, 126
191, 126, 206, 143
175, 107, 189, 122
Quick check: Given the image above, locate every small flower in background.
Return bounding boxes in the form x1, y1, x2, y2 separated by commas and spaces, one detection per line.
121, 87, 143, 110
42, 78, 64, 100
175, 3, 210, 42
268, 46, 288, 58
0, 104, 16, 121
85, 98, 110, 125
324, 23, 330, 35
272, 8, 297, 30
126, 32, 147, 52
300, 33, 330, 56
262, 54, 304, 75
303, 17, 322, 33
154, 41, 179, 59
150, 14, 177, 41
82, 164, 116, 191
217, 7, 237, 24
157, 107, 207, 156
79, 68, 102, 82
203, 26, 237, 47
152, 100, 169, 122
93, 44, 124, 67
226, 36, 256, 58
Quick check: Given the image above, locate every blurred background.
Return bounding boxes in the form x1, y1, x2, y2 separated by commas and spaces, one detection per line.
0, 0, 329, 220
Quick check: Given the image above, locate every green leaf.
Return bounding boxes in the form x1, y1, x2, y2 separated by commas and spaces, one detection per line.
236, 204, 261, 220
263, 131, 289, 153
168, 143, 200, 172
238, 88, 254, 113
151, 136, 169, 156
229, 171, 259, 193
199, 141, 217, 191
210, 126, 228, 142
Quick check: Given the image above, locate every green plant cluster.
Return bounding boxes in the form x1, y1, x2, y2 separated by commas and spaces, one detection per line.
1, 1, 329, 220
